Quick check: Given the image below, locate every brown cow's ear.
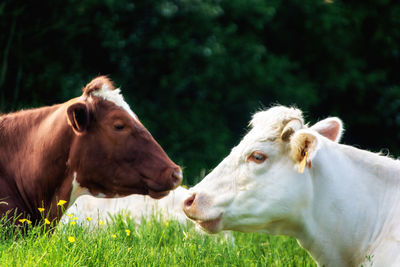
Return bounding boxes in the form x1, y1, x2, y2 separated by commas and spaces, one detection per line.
290, 130, 320, 174
67, 102, 89, 135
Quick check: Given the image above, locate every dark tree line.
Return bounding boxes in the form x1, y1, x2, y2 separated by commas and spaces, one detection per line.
1, 0, 399, 184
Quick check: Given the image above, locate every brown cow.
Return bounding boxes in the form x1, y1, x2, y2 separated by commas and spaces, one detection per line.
0, 76, 182, 225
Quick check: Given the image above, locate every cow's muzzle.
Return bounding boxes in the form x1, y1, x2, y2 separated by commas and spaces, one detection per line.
183, 192, 223, 233
171, 168, 183, 189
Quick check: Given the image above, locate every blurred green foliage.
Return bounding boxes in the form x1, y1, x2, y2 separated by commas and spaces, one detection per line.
0, 0, 399, 184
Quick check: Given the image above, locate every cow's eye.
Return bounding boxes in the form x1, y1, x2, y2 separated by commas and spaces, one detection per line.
114, 124, 125, 131
247, 151, 267, 164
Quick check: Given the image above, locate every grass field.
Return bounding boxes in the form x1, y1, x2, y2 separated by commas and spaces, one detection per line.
0, 213, 316, 266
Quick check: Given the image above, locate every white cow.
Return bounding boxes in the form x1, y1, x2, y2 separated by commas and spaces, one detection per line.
64, 186, 191, 225
183, 105, 400, 267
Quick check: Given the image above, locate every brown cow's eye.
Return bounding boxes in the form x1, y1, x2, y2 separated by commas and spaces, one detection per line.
114, 124, 125, 131
247, 151, 267, 164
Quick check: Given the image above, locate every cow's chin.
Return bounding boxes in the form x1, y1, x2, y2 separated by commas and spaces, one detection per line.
148, 189, 170, 199
196, 216, 223, 234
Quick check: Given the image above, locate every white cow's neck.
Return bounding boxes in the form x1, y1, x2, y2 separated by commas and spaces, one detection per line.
297, 141, 400, 267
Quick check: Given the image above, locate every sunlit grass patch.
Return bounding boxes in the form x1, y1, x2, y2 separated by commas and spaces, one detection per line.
0, 212, 316, 266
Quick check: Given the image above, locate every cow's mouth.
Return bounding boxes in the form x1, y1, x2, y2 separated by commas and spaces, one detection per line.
148, 189, 170, 199
143, 176, 173, 199
196, 215, 223, 234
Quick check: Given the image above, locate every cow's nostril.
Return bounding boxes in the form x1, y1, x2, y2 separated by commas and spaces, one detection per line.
171, 169, 183, 189
184, 193, 196, 209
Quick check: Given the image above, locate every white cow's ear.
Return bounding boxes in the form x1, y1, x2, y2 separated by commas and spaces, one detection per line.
310, 117, 343, 143
290, 130, 320, 174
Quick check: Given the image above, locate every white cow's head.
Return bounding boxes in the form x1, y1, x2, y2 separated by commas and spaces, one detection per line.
183, 106, 343, 234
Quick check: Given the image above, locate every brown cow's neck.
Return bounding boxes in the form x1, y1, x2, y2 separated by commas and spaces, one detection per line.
0, 104, 75, 223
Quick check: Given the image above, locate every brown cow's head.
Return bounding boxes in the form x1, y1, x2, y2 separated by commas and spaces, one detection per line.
66, 76, 182, 200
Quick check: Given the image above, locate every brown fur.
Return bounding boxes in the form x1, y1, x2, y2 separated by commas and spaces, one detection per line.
0, 77, 181, 225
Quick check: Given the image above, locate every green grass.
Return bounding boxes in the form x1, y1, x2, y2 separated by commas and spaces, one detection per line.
0, 213, 316, 266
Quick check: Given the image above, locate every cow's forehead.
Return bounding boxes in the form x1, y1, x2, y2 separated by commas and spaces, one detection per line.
250, 106, 303, 131
244, 125, 278, 143
234, 106, 304, 153
248, 106, 304, 139
90, 84, 138, 121
235, 128, 277, 157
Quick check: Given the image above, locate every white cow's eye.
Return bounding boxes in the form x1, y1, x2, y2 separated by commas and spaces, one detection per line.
247, 151, 267, 164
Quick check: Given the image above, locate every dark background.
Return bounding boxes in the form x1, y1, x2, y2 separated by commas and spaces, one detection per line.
1, 0, 399, 185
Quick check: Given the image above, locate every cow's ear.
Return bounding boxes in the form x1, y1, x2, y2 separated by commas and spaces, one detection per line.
281, 119, 303, 142
290, 130, 320, 174
66, 102, 89, 135
310, 117, 343, 143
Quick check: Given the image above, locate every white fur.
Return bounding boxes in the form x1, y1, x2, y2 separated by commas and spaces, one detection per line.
186, 106, 400, 267
68, 172, 90, 208
91, 84, 138, 121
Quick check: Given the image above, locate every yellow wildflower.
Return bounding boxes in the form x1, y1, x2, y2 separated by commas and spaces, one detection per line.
44, 219, 50, 225
68, 236, 75, 243
86, 217, 92, 221
38, 208, 45, 212
165, 221, 169, 227
70, 221, 76, 225
72, 217, 78, 220
66, 213, 73, 218
18, 218, 32, 224
99, 220, 105, 226
57, 200, 67, 206
112, 234, 117, 238
125, 229, 131, 236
